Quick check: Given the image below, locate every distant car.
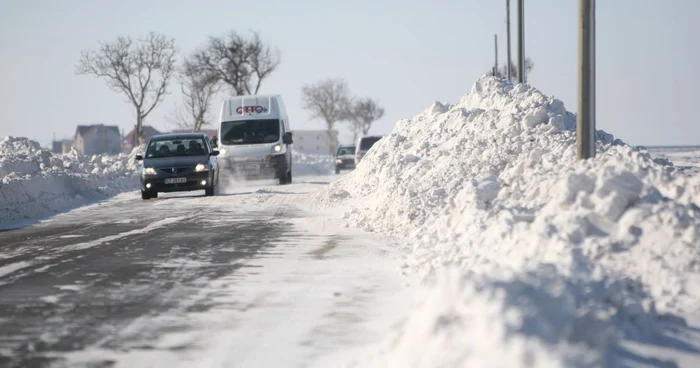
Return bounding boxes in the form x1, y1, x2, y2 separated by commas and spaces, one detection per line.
355, 135, 383, 165
135, 133, 220, 200
334, 145, 356, 174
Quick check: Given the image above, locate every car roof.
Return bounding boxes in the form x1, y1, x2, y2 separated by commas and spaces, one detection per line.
359, 135, 383, 140
338, 144, 355, 148
150, 133, 207, 140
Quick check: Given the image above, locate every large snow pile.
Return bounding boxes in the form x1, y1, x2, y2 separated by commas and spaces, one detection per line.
0, 137, 141, 228
291, 148, 335, 176
314, 77, 700, 366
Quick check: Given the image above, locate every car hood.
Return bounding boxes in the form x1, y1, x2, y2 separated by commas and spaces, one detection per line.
143, 156, 209, 168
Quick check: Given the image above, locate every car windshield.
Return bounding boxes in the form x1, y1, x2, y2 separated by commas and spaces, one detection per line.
359, 137, 382, 150
221, 119, 280, 145
337, 147, 355, 155
146, 138, 209, 158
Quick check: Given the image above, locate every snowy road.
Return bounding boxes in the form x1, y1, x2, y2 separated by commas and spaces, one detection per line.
0, 175, 413, 368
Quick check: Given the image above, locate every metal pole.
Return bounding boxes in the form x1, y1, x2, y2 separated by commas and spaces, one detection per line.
517, 0, 525, 83
494, 34, 498, 77
506, 0, 512, 82
577, 0, 596, 159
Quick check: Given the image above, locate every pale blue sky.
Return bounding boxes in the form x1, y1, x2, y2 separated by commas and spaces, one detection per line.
1, 0, 698, 147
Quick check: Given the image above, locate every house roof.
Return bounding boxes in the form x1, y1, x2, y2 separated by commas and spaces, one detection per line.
123, 125, 163, 141
75, 124, 120, 138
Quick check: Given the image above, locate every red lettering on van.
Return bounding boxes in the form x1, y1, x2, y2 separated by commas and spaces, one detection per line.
235, 106, 268, 114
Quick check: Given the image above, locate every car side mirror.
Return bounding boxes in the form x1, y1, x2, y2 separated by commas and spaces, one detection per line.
283, 132, 293, 144
211, 150, 220, 156
135, 154, 143, 161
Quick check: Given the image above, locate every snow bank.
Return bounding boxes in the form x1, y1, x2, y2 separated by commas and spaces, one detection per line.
0, 137, 141, 229
313, 77, 700, 366
292, 149, 335, 176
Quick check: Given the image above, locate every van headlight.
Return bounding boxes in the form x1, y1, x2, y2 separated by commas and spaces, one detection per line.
272, 144, 282, 153
143, 167, 157, 175
195, 163, 209, 172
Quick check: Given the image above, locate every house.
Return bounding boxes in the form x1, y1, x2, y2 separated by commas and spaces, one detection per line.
74, 124, 122, 155
291, 129, 339, 156
51, 139, 75, 154
122, 125, 162, 150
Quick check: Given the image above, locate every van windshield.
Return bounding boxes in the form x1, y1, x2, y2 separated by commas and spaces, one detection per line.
221, 119, 280, 145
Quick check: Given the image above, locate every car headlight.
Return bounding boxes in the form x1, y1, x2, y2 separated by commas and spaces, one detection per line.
336, 159, 342, 164
195, 163, 209, 172
143, 167, 157, 175
272, 144, 282, 153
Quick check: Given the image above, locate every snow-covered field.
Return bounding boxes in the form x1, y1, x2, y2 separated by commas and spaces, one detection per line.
2, 76, 700, 366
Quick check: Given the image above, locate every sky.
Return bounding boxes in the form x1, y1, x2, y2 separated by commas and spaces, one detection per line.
1, 0, 699, 147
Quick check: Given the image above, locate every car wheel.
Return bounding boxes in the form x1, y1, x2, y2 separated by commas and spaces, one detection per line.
287, 170, 292, 184
141, 191, 150, 200
205, 185, 215, 197
335, 167, 340, 174
151, 191, 158, 199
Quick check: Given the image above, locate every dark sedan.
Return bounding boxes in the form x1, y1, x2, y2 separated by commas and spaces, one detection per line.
135, 133, 220, 200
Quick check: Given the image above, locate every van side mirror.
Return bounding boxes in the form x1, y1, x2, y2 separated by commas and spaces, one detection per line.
211, 150, 220, 156
283, 132, 293, 144
135, 154, 143, 161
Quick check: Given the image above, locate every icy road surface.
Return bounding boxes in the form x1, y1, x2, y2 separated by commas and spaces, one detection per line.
0, 175, 413, 368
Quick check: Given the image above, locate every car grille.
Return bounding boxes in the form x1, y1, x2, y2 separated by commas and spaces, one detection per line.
158, 167, 191, 175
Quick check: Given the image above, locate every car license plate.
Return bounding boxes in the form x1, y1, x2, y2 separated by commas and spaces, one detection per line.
164, 177, 187, 184
243, 164, 258, 171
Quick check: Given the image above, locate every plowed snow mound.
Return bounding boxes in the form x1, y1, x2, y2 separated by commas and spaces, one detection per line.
0, 137, 141, 228
314, 77, 700, 367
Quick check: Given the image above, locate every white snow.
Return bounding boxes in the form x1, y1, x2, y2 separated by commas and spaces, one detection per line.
0, 137, 141, 229
309, 76, 700, 366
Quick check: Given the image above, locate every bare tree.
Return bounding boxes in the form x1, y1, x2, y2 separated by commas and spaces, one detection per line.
300, 78, 351, 155
490, 57, 534, 82
167, 57, 220, 132
190, 30, 280, 96
76, 32, 177, 145
348, 97, 385, 143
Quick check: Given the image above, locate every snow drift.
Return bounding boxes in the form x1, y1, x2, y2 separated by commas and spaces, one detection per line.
0, 137, 140, 229
314, 77, 700, 367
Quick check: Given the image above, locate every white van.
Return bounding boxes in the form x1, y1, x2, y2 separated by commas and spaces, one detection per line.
215, 94, 294, 184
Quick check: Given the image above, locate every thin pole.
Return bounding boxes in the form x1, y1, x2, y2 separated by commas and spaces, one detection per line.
494, 34, 498, 77
506, 0, 512, 82
577, 0, 596, 159
517, 0, 525, 83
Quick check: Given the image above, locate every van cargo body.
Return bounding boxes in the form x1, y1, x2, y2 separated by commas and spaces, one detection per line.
216, 94, 293, 184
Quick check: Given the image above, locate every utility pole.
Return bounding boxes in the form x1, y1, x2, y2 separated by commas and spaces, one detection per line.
506, 0, 512, 82
517, 0, 525, 83
494, 34, 498, 77
577, 0, 596, 159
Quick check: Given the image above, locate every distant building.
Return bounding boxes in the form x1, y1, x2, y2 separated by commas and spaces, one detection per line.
291, 129, 339, 156
61, 139, 74, 153
51, 139, 75, 154
122, 125, 162, 150
74, 124, 121, 155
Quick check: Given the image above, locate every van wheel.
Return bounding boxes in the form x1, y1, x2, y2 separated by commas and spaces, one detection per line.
141, 191, 151, 200
335, 167, 340, 174
287, 171, 292, 184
